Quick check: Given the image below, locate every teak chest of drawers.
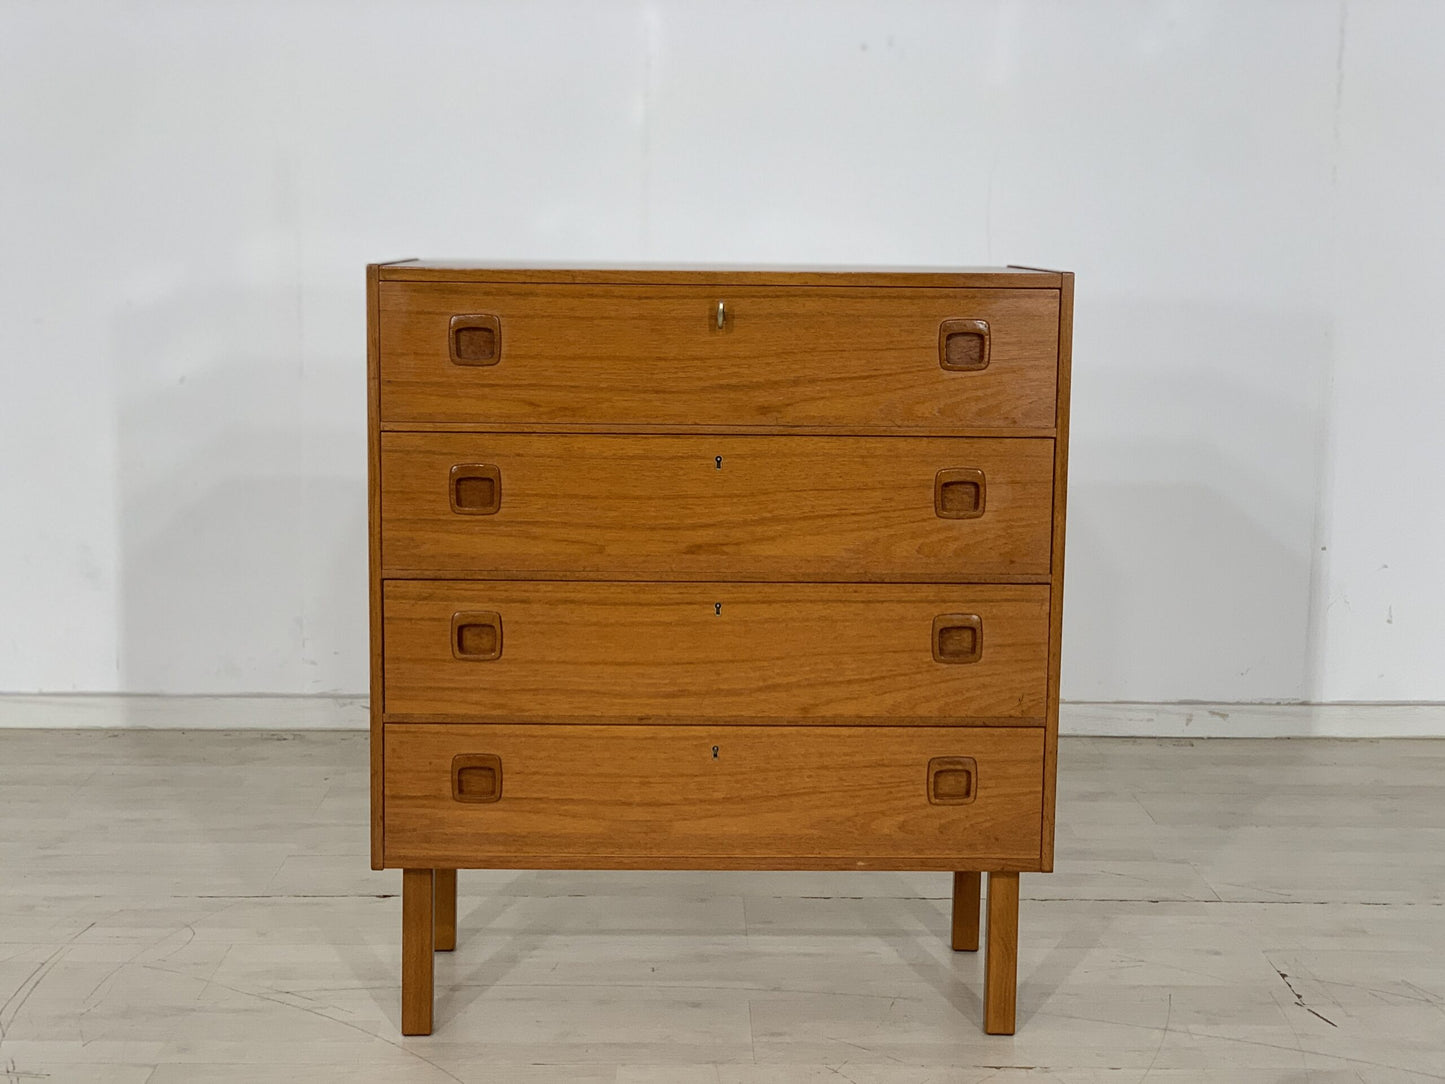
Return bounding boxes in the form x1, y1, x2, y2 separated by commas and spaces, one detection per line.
366, 261, 1074, 1036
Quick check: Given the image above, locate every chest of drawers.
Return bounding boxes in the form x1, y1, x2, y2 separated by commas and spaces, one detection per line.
367, 261, 1073, 1036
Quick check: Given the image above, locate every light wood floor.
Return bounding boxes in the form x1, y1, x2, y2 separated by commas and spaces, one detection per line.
0, 730, 1441, 1082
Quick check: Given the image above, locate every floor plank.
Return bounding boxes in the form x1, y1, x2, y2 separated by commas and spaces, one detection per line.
0, 730, 1442, 1080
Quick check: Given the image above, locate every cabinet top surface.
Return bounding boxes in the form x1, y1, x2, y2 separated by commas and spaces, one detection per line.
374, 261, 1066, 289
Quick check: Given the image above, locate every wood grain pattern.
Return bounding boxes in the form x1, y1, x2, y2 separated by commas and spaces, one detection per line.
1041, 271, 1074, 872
433, 869, 456, 952
951, 870, 982, 951
401, 868, 433, 1034
380, 433, 1054, 580
378, 284, 1059, 428
383, 724, 1045, 869
382, 581, 1050, 721
984, 871, 1020, 1034
378, 263, 1063, 289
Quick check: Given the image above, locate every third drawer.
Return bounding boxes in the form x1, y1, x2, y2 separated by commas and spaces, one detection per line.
381, 433, 1055, 580
382, 580, 1050, 721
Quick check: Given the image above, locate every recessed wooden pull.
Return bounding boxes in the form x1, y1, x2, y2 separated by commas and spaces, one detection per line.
933, 614, 983, 664
450, 463, 501, 515
939, 318, 990, 372
451, 611, 502, 661
452, 753, 502, 803
449, 314, 501, 366
935, 468, 986, 519
927, 756, 978, 804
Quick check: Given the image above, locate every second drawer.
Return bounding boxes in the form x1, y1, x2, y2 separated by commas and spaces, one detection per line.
381, 433, 1055, 579
382, 581, 1050, 721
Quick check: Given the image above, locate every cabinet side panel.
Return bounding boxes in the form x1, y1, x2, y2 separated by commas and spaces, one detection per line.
368, 264, 385, 869
1042, 274, 1073, 871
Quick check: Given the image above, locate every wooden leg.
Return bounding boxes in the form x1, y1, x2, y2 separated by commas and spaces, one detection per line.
950, 871, 981, 951
402, 868, 435, 1035
434, 869, 457, 952
984, 871, 1019, 1035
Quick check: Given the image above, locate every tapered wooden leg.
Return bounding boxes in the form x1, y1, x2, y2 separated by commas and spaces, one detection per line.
984, 871, 1019, 1034
402, 868, 435, 1035
434, 869, 457, 952
951, 871, 982, 951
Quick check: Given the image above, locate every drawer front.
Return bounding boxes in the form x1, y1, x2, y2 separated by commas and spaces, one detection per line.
381, 433, 1054, 579
378, 283, 1059, 428
382, 581, 1049, 720
382, 723, 1045, 869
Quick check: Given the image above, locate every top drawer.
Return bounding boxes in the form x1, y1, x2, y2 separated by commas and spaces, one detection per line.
378, 284, 1060, 429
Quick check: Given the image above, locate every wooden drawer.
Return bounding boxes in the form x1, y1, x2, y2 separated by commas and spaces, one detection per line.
380, 433, 1054, 580
382, 581, 1049, 721
382, 722, 1045, 869
378, 283, 1059, 429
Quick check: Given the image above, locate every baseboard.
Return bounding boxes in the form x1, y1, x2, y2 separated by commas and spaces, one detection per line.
0, 694, 367, 730
1061, 701, 1445, 738
0, 695, 1441, 737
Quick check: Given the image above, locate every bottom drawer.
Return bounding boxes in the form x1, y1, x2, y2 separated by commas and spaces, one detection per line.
382, 723, 1045, 870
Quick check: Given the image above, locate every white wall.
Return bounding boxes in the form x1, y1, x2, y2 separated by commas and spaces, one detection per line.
1315, 3, 1445, 702
0, 1, 1440, 705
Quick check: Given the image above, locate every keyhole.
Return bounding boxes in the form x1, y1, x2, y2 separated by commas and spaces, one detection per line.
711, 746, 719, 759
714, 602, 722, 615
715, 456, 723, 469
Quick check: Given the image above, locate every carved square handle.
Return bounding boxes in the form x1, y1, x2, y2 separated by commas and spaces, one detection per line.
449, 314, 502, 366
451, 611, 502, 661
938, 318, 990, 372
452, 753, 503, 803
932, 614, 983, 664
935, 468, 986, 519
927, 756, 978, 804
450, 464, 502, 515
